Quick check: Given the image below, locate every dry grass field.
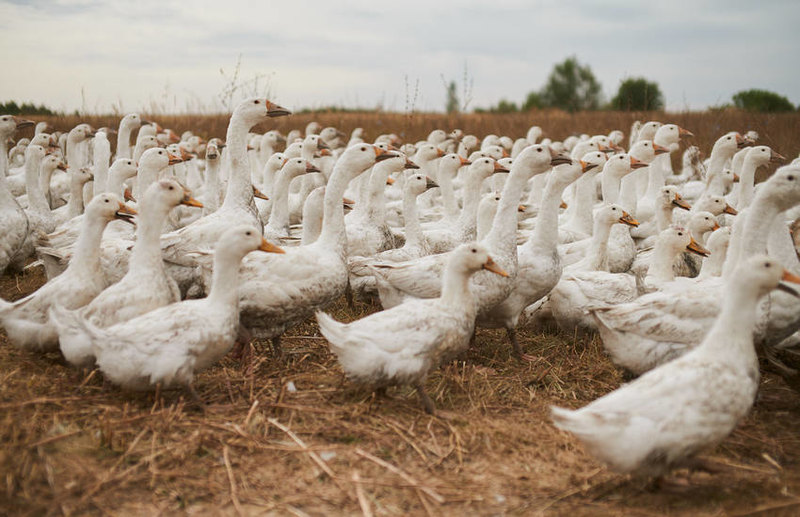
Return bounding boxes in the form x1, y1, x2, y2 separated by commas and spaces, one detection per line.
3, 110, 800, 515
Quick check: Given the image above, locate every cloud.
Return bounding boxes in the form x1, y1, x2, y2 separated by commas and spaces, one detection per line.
0, 0, 798, 113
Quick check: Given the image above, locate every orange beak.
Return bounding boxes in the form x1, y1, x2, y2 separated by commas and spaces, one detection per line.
686, 236, 710, 257
114, 202, 138, 224
653, 143, 670, 155
630, 156, 648, 169
723, 203, 738, 216
459, 156, 472, 166
258, 238, 285, 253
672, 193, 692, 211
493, 161, 510, 173
252, 186, 269, 200
678, 127, 694, 138
618, 211, 639, 227
266, 101, 292, 117
483, 256, 509, 277
386, 176, 395, 185
436, 148, 445, 158
559, 200, 568, 209
181, 191, 204, 208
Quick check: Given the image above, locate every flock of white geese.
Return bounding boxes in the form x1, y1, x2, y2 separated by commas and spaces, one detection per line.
1, 100, 800, 484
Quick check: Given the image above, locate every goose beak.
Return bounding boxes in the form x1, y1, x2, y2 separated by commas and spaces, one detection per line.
672, 193, 692, 211
405, 158, 420, 170
114, 202, 138, 224
653, 143, 670, 155
426, 177, 438, 190
56, 161, 67, 171
678, 127, 694, 138
141, 118, 153, 125
549, 147, 572, 166
305, 161, 321, 173
771, 150, 787, 163
732, 173, 740, 183
598, 143, 613, 154
619, 211, 639, 227
712, 221, 721, 231
459, 156, 472, 166
252, 186, 269, 200
13, 117, 34, 130
258, 238, 285, 254
123, 187, 136, 203
778, 270, 800, 297
180, 192, 204, 208
502, 148, 510, 158
723, 203, 738, 216
493, 161, 510, 173
317, 140, 330, 151
483, 256, 509, 277
317, 148, 332, 157
735, 133, 747, 148
374, 147, 394, 162
630, 156, 648, 169
436, 148, 445, 158
560, 200, 568, 209
612, 143, 625, 152
342, 197, 355, 205
247, 145, 255, 151
686, 237, 710, 257
580, 160, 598, 173
266, 101, 291, 117
518, 204, 527, 213
167, 152, 183, 165
386, 176, 395, 185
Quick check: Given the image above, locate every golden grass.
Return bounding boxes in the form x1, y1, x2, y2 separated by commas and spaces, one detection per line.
3, 266, 800, 516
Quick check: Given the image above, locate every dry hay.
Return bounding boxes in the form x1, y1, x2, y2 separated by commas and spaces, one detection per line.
3, 266, 800, 516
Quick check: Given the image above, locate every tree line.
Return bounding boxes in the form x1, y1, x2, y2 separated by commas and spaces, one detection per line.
465, 56, 796, 114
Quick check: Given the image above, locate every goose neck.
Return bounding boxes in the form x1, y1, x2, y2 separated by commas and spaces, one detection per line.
203, 159, 221, 215
438, 168, 459, 220
66, 178, 86, 219
25, 155, 50, 215
402, 190, 422, 248
207, 249, 247, 307
266, 168, 297, 234
527, 174, 569, 252
440, 261, 477, 310
647, 241, 678, 283
221, 116, 254, 211
129, 198, 172, 273
700, 281, 760, 365
584, 219, 614, 271
455, 174, 484, 234
318, 162, 358, 249
485, 164, 540, 252
70, 213, 108, 275
564, 171, 596, 235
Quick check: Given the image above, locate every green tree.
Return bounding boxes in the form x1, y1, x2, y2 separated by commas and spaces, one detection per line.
732, 89, 795, 112
540, 56, 602, 112
610, 77, 664, 110
522, 91, 543, 111
491, 99, 518, 113
445, 80, 459, 113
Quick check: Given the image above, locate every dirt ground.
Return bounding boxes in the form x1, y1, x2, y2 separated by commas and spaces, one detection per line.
3, 266, 800, 516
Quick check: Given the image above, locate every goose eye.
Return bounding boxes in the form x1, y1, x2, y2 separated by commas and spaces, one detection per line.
471, 248, 476, 253
254, 100, 260, 104
246, 231, 252, 235
788, 175, 795, 181
104, 199, 109, 203
537, 148, 542, 152
765, 262, 771, 268
678, 232, 683, 236
612, 207, 616, 211
360, 147, 366, 151
169, 186, 174, 190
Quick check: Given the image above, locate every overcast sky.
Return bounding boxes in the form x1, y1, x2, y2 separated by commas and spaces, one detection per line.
1, 0, 798, 114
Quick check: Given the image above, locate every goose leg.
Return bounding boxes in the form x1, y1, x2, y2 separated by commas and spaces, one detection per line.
415, 383, 435, 415
185, 383, 206, 411
509, 327, 538, 362
271, 336, 283, 359
345, 282, 355, 310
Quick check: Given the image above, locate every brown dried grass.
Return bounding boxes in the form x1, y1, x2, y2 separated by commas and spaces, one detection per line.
3, 265, 800, 516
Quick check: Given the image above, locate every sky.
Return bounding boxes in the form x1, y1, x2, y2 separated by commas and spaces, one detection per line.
1, 0, 798, 114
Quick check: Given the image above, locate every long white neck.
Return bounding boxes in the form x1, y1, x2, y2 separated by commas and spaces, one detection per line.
697, 280, 760, 368
92, 138, 111, 196
267, 168, 303, 234
485, 162, 542, 254
25, 154, 50, 217
402, 189, 423, 249
203, 159, 221, 215
129, 196, 172, 275
644, 155, 668, 199
655, 203, 673, 233
564, 171, 597, 235
262, 161, 281, 196
107, 170, 134, 199
583, 219, 614, 271
207, 248, 247, 307
601, 169, 623, 204
438, 166, 460, 221
117, 122, 135, 159
618, 171, 641, 214
66, 178, 86, 219
455, 173, 487, 238
136, 163, 162, 199
736, 157, 759, 210
39, 164, 56, 207
66, 136, 86, 170
646, 241, 680, 283
699, 244, 727, 278
440, 261, 478, 311
707, 146, 730, 180
0, 138, 18, 207
318, 161, 360, 249
526, 173, 571, 253
69, 213, 108, 277
221, 116, 255, 211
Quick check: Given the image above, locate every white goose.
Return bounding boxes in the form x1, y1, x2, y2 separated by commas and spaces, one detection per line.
317, 242, 508, 414
49, 226, 284, 397
264, 157, 318, 243
55, 180, 203, 368
0, 115, 33, 274
552, 256, 800, 479
0, 194, 136, 351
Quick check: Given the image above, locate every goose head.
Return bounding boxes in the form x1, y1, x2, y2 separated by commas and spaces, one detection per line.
449, 129, 463, 141
711, 132, 746, 160
607, 129, 625, 146
40, 153, 65, 175
439, 153, 471, 176
427, 129, 448, 144
216, 225, 285, 261
697, 195, 737, 216
499, 136, 514, 152
570, 140, 601, 160
86, 193, 138, 225
68, 124, 95, 143
659, 226, 710, 257
71, 167, 94, 188
414, 143, 445, 163
138, 147, 176, 175
689, 210, 721, 237
234, 98, 291, 126
629, 140, 659, 163
303, 134, 329, 155
109, 158, 138, 180
25, 143, 47, 164
596, 204, 639, 228
733, 254, 800, 299
637, 121, 662, 142
282, 156, 318, 179
404, 172, 438, 197
526, 126, 543, 144
465, 156, 505, 183
305, 121, 320, 136
284, 141, 303, 158
481, 144, 508, 160
460, 134, 479, 153
453, 242, 509, 277
262, 130, 286, 148
659, 186, 691, 211
757, 165, 800, 212
0, 115, 34, 136
654, 123, 693, 148
135, 134, 159, 152
746, 145, 786, 169
603, 152, 646, 179
120, 113, 146, 130
498, 157, 513, 171
516, 144, 571, 178
338, 144, 393, 178
205, 142, 220, 161
580, 151, 607, 173
590, 135, 622, 154
319, 127, 345, 148
144, 179, 203, 211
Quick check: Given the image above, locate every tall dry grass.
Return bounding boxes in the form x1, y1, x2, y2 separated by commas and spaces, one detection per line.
20, 110, 800, 164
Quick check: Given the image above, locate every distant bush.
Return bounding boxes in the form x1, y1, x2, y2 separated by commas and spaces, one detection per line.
0, 101, 59, 116
610, 78, 664, 111
539, 56, 602, 112
732, 89, 795, 112
522, 91, 544, 111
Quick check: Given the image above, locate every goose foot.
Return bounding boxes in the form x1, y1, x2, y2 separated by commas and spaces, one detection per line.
650, 475, 691, 493
184, 383, 206, 412
415, 383, 436, 415
508, 327, 533, 361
